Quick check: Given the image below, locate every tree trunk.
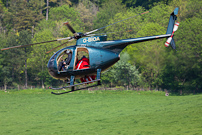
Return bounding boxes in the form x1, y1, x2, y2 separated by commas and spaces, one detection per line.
25, 58, 27, 89
4, 83, 7, 91
180, 90, 182, 95
41, 56, 44, 89
32, 26, 34, 38
46, 0, 49, 21
60, 0, 62, 6
6, 0, 8, 8
40, 0, 43, 14
12, 67, 14, 80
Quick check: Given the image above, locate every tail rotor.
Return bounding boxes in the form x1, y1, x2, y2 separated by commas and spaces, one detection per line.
165, 7, 179, 49
165, 21, 179, 47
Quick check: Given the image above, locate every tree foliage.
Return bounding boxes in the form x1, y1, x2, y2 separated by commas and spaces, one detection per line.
93, 0, 126, 32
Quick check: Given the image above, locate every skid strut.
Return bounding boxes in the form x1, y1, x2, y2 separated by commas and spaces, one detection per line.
70, 76, 75, 91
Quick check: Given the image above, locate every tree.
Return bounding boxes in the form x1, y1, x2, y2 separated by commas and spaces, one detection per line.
49, 4, 82, 25
0, 0, 6, 33
17, 30, 32, 88
58, 0, 71, 6
1, 31, 25, 88
29, 28, 63, 87
76, 0, 98, 31
48, 5, 84, 36
28, 0, 46, 15
129, 21, 166, 89
181, 0, 202, 20
105, 6, 145, 40
172, 17, 202, 93
93, 0, 126, 32
122, 0, 172, 9
101, 70, 115, 88
0, 34, 7, 89
45, 0, 72, 20
160, 0, 202, 94
160, 51, 179, 92
107, 53, 140, 89
4, 0, 43, 32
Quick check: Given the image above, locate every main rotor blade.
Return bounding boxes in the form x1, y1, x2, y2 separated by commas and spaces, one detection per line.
64, 22, 76, 34
86, 29, 134, 36
84, 11, 150, 35
45, 38, 75, 54
1, 40, 57, 51
1, 37, 72, 51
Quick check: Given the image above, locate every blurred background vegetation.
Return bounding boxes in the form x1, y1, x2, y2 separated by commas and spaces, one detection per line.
0, 0, 201, 95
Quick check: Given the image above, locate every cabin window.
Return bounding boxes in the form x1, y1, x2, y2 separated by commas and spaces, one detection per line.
57, 49, 72, 71
74, 47, 90, 70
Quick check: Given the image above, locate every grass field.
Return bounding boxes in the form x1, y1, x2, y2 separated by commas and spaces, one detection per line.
0, 89, 202, 135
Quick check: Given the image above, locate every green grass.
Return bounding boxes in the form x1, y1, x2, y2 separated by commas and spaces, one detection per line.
0, 89, 202, 135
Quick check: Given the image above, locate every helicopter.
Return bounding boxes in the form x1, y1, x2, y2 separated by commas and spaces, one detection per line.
1, 7, 179, 94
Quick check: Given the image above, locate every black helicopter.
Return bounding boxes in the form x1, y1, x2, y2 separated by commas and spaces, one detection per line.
1, 8, 179, 94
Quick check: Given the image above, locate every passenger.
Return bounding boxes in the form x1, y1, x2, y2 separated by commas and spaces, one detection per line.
75, 56, 95, 83
80, 75, 96, 83
75, 56, 89, 70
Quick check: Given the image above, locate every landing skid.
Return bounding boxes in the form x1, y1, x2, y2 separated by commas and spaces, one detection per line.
50, 69, 102, 95
51, 81, 101, 95
49, 79, 101, 90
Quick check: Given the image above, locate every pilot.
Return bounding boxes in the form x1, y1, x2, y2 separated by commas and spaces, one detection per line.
62, 61, 67, 70
65, 50, 72, 65
58, 59, 66, 71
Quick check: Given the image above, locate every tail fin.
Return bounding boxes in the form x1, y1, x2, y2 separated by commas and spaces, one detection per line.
165, 7, 179, 49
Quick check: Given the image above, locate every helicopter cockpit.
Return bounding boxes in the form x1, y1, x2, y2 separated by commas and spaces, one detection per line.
57, 49, 72, 72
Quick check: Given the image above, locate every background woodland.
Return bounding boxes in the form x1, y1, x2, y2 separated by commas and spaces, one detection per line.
0, 0, 201, 94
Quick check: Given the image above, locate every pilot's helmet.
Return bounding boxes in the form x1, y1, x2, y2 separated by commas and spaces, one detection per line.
65, 50, 70, 54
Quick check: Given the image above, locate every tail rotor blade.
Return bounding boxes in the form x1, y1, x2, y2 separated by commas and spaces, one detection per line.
173, 21, 179, 32
165, 37, 172, 47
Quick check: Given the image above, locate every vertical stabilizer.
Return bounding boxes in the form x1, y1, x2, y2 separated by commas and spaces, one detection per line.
165, 7, 179, 49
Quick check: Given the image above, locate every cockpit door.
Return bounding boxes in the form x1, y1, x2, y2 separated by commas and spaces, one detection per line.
88, 47, 102, 68
73, 47, 90, 70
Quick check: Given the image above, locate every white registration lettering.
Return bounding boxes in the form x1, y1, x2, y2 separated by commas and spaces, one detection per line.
83, 37, 100, 43
93, 37, 96, 41
83, 39, 86, 43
